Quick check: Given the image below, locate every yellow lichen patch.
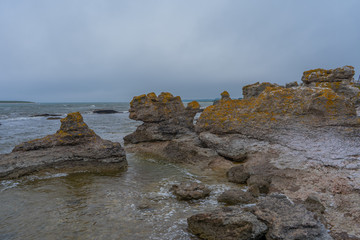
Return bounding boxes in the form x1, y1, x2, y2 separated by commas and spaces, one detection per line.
61, 112, 83, 124
187, 101, 200, 110
221, 91, 230, 98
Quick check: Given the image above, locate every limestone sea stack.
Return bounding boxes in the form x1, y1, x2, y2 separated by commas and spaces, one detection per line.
0, 112, 127, 179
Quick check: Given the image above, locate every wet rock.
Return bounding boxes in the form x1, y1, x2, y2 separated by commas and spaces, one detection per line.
93, 109, 119, 114
254, 194, 332, 240
242, 82, 279, 99
0, 112, 127, 179
226, 165, 250, 184
217, 189, 256, 205
331, 232, 360, 240
301, 66, 355, 84
247, 175, 271, 197
171, 182, 211, 200
304, 194, 326, 215
187, 207, 268, 240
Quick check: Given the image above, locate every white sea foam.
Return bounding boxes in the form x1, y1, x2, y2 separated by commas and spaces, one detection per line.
0, 180, 20, 192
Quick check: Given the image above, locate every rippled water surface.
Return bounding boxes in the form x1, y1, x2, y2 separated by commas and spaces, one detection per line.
0, 102, 229, 240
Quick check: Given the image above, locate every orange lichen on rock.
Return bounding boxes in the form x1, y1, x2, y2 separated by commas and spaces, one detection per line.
186, 101, 200, 110
301, 66, 355, 84
196, 86, 356, 134
13, 112, 99, 151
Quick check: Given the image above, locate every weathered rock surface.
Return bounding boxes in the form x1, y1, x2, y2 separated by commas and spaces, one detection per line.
301, 66, 355, 84
217, 189, 256, 205
124, 92, 200, 144
187, 207, 268, 240
0, 112, 127, 179
199, 132, 247, 162
242, 82, 279, 99
171, 182, 211, 200
254, 194, 332, 240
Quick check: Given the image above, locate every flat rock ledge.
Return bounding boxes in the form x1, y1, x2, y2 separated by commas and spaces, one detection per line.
0, 112, 127, 179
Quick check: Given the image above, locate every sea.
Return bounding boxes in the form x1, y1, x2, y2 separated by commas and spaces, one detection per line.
0, 102, 232, 240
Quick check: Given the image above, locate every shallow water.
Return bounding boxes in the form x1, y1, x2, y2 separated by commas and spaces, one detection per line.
0, 102, 232, 240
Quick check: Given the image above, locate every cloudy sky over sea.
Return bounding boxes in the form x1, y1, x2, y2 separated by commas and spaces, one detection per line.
1, 0, 360, 102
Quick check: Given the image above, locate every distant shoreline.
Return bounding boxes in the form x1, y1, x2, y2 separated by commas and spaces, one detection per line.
0, 101, 34, 103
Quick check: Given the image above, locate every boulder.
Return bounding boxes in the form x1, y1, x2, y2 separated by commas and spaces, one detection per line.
226, 165, 250, 184
0, 112, 127, 179
170, 182, 211, 200
124, 92, 200, 143
217, 189, 256, 205
187, 207, 268, 240
199, 132, 247, 162
242, 82, 279, 99
301, 66, 355, 84
254, 194, 332, 240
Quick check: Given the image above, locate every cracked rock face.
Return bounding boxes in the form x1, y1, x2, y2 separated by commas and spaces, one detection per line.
0, 112, 127, 179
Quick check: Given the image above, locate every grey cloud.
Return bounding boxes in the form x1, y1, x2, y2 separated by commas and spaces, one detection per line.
0, 0, 359, 102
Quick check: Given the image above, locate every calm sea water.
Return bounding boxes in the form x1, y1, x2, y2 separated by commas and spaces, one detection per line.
0, 102, 229, 240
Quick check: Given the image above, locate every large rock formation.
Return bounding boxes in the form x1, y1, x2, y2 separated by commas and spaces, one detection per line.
302, 66, 360, 105
124, 92, 200, 144
0, 112, 127, 179
124, 92, 233, 170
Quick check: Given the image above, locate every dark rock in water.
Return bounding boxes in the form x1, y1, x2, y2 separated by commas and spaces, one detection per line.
170, 182, 210, 200
93, 109, 119, 114
254, 194, 332, 240
32, 113, 61, 117
226, 165, 250, 184
217, 189, 256, 205
47, 117, 62, 120
0, 112, 127, 179
187, 207, 268, 240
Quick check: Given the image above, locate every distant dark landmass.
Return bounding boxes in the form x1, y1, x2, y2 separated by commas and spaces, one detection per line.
0, 101, 34, 103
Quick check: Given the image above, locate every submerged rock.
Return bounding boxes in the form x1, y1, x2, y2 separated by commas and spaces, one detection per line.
171, 182, 211, 200
187, 207, 268, 240
0, 112, 127, 179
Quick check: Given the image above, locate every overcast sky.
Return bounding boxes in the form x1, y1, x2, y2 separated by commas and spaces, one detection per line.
1, 0, 360, 102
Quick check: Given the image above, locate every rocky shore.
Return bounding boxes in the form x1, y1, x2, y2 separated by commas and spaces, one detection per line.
125, 66, 360, 239
1, 66, 359, 239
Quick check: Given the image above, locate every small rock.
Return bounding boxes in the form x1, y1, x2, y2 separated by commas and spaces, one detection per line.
32, 113, 61, 117
226, 165, 250, 184
171, 182, 211, 200
217, 189, 256, 205
187, 207, 268, 240
247, 175, 271, 197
